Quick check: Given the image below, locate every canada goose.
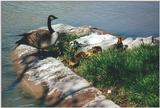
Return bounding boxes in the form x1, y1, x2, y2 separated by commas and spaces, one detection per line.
16, 15, 58, 49
68, 57, 79, 67
91, 46, 102, 54
75, 51, 87, 59
116, 37, 123, 49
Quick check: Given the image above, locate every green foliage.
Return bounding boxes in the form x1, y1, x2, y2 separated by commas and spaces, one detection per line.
48, 34, 79, 58
58, 34, 78, 57
128, 72, 159, 107
77, 45, 159, 107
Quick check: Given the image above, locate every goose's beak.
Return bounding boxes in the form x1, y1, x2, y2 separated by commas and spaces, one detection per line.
54, 16, 58, 19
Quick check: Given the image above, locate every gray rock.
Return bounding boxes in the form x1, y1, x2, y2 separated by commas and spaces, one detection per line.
11, 44, 119, 107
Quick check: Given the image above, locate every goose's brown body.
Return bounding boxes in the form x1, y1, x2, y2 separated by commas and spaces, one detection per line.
16, 29, 52, 49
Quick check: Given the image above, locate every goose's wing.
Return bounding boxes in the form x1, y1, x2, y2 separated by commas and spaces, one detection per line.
36, 30, 51, 39
16, 32, 32, 37
15, 34, 31, 45
15, 31, 35, 45
15, 29, 50, 48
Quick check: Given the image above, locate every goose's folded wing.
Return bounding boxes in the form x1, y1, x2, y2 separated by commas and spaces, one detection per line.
16, 32, 32, 37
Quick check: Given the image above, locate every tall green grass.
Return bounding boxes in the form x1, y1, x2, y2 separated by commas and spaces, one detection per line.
48, 34, 78, 58
77, 45, 159, 107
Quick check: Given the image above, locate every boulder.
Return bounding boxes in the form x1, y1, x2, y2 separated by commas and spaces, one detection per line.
124, 36, 159, 49
11, 44, 120, 107
70, 33, 119, 55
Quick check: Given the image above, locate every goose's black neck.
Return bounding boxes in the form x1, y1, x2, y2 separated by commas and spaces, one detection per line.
48, 18, 54, 34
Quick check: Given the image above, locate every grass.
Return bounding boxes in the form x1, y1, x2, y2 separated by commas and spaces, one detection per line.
76, 45, 159, 107
48, 34, 78, 59
48, 34, 159, 107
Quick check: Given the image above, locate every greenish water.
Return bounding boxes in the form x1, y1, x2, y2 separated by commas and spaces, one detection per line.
2, 1, 159, 107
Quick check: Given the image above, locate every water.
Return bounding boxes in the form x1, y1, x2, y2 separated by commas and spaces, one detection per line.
2, 1, 159, 107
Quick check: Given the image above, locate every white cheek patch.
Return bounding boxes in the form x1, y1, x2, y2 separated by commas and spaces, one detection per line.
51, 32, 58, 45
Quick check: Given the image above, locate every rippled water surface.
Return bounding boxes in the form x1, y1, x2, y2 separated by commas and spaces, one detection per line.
2, 1, 159, 107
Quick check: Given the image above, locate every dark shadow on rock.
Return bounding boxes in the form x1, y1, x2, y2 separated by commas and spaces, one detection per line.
51, 85, 91, 107
7, 50, 59, 94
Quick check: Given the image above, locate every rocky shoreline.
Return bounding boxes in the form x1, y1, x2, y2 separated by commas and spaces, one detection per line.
10, 24, 159, 107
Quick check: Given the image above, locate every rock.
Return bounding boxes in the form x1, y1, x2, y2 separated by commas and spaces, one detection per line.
127, 38, 144, 49
20, 76, 48, 99
122, 37, 134, 46
84, 95, 120, 107
71, 33, 159, 55
70, 33, 118, 55
11, 44, 119, 107
14, 45, 38, 58
126, 36, 159, 49
67, 26, 91, 36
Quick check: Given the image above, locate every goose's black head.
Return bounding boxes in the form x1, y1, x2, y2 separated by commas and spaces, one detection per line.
48, 15, 58, 21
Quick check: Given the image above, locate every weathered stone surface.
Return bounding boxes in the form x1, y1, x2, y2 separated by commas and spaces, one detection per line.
20, 76, 48, 99
11, 45, 45, 99
84, 95, 120, 107
70, 33, 118, 55
56, 87, 102, 107
124, 36, 159, 49
14, 45, 38, 58
11, 44, 119, 107
70, 33, 159, 56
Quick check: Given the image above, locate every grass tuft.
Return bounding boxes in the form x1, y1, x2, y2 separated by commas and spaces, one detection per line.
77, 45, 159, 107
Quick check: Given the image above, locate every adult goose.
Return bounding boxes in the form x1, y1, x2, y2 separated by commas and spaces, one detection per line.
16, 15, 59, 50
